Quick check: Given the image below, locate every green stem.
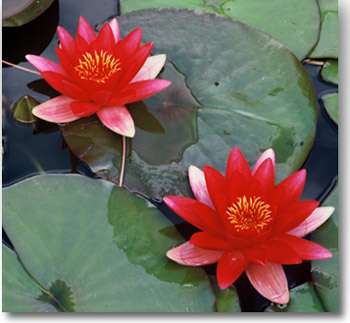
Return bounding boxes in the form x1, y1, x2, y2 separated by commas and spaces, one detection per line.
2, 59, 39, 75
118, 136, 127, 187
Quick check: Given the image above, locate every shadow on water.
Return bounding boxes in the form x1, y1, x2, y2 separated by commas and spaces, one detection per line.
2, 0, 338, 313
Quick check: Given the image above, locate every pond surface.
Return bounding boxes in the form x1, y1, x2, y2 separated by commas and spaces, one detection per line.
2, 0, 338, 312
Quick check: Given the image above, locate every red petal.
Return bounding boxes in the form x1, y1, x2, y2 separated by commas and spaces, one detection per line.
278, 234, 332, 260
203, 165, 228, 218
288, 206, 335, 237
246, 263, 289, 304
263, 239, 302, 264
253, 149, 275, 174
274, 200, 319, 233
253, 158, 275, 191
32, 96, 80, 123
109, 18, 120, 43
70, 101, 99, 118
188, 165, 214, 208
167, 242, 223, 266
77, 16, 96, 44
57, 26, 76, 58
41, 71, 88, 101
113, 79, 171, 105
190, 232, 228, 250
119, 27, 142, 57
163, 196, 221, 234
217, 251, 246, 289
275, 169, 307, 204
97, 105, 135, 137
226, 147, 251, 178
95, 22, 114, 51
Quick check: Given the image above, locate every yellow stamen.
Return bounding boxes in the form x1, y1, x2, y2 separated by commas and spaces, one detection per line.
74, 50, 121, 83
226, 196, 273, 233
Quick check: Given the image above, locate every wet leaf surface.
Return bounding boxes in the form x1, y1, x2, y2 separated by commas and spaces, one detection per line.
12, 95, 39, 124
311, 185, 339, 312
321, 60, 338, 85
322, 93, 338, 125
121, 0, 320, 60
64, 9, 318, 200
3, 174, 216, 312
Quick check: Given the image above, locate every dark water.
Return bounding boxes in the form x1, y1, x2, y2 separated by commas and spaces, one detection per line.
2, 0, 338, 312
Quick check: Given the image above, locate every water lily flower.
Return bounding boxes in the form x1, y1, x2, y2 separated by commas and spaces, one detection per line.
26, 16, 171, 137
164, 147, 334, 304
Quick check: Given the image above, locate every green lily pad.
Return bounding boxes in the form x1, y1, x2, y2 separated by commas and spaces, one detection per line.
215, 287, 241, 312
265, 283, 325, 312
311, 185, 339, 312
322, 93, 339, 125
3, 174, 215, 312
63, 9, 317, 200
2, 0, 55, 27
121, 0, 320, 60
2, 245, 57, 312
12, 95, 39, 124
309, 0, 338, 59
321, 60, 338, 85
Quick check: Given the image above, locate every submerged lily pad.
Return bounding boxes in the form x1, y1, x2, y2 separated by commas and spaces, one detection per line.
322, 93, 339, 125
3, 175, 215, 312
321, 60, 338, 85
12, 95, 39, 124
309, 0, 338, 59
311, 185, 339, 312
2, 0, 55, 27
63, 9, 317, 200
121, 0, 320, 60
265, 283, 324, 312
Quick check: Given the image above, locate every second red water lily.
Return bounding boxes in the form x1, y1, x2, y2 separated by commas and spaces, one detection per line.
164, 148, 334, 304
26, 16, 171, 137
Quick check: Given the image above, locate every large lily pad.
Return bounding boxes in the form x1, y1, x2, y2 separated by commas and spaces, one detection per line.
63, 9, 318, 200
2, 0, 55, 27
311, 185, 339, 312
2, 174, 215, 312
322, 93, 339, 125
265, 283, 324, 312
309, 0, 338, 59
321, 60, 338, 85
121, 0, 320, 60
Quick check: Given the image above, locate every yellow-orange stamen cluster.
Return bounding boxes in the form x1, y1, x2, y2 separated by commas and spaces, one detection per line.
74, 50, 121, 83
226, 196, 273, 233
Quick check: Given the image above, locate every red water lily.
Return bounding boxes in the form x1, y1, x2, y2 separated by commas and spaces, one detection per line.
164, 147, 334, 304
26, 16, 170, 137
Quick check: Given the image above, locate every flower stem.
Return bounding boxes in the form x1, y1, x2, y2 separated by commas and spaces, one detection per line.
2, 59, 39, 75
118, 136, 127, 187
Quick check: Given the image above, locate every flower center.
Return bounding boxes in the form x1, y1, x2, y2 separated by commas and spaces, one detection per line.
226, 196, 273, 233
74, 50, 121, 83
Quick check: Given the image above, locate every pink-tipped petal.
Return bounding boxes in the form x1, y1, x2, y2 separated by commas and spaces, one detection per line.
108, 18, 120, 43
97, 105, 135, 137
32, 96, 80, 123
57, 26, 75, 58
132, 54, 167, 82
288, 207, 335, 237
246, 262, 289, 304
26, 55, 66, 75
188, 165, 214, 209
167, 242, 223, 266
77, 16, 96, 44
253, 148, 275, 174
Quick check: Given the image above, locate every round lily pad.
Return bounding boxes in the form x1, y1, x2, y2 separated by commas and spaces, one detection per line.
311, 185, 339, 312
63, 9, 318, 200
2, 0, 55, 27
3, 174, 215, 312
121, 0, 320, 60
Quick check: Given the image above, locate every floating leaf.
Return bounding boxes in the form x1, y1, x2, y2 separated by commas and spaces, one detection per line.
2, 245, 57, 312
322, 93, 339, 125
321, 60, 338, 85
2, 0, 55, 27
63, 9, 317, 200
309, 0, 338, 59
311, 185, 339, 312
121, 0, 320, 60
265, 283, 324, 312
215, 287, 241, 312
12, 95, 39, 124
3, 174, 215, 312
